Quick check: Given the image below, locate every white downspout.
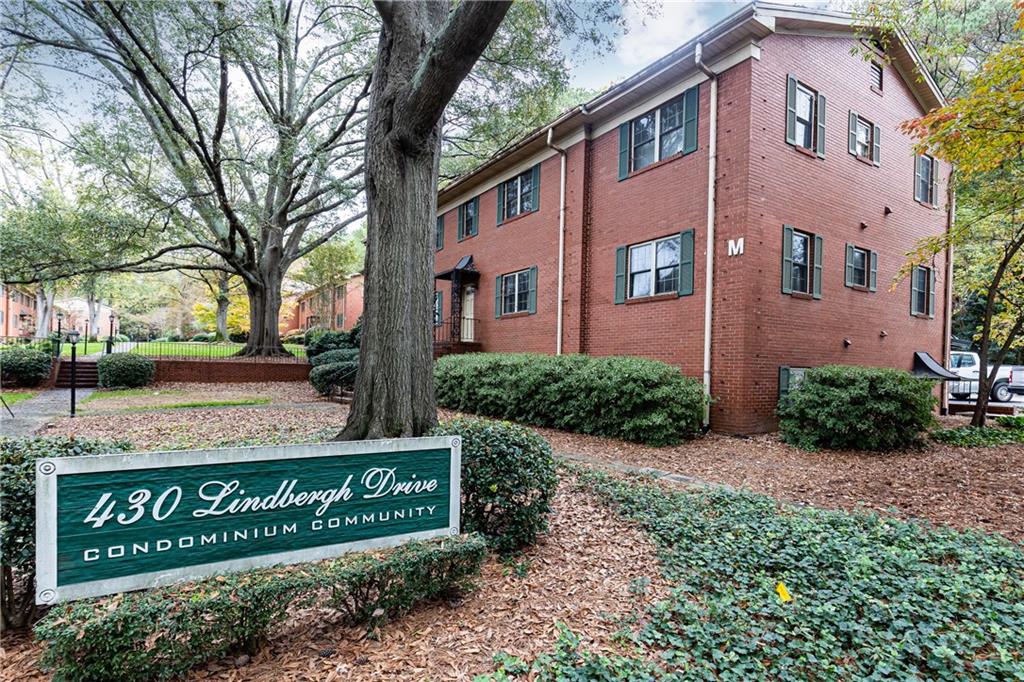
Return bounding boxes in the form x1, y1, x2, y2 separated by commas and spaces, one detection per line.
696, 43, 718, 429
546, 127, 567, 355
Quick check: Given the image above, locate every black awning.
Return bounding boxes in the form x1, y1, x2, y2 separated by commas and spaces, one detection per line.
912, 351, 960, 380
435, 255, 479, 282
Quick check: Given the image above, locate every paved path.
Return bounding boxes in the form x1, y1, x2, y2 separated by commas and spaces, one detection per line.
1, 388, 95, 438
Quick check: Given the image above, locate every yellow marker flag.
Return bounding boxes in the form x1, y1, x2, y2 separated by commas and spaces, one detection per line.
776, 581, 793, 603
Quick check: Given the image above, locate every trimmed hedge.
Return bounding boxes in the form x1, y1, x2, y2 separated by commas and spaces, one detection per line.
0, 347, 52, 387
35, 535, 487, 681
306, 330, 355, 358
309, 347, 360, 367
433, 417, 557, 554
309, 360, 358, 395
434, 353, 707, 446
1, 437, 133, 630
777, 365, 936, 451
97, 353, 156, 388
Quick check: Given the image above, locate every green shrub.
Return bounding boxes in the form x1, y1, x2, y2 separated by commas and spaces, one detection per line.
97, 353, 156, 388
434, 353, 707, 446
281, 331, 306, 345
309, 347, 359, 367
932, 425, 1024, 447
995, 415, 1024, 431
190, 333, 213, 342
1, 437, 132, 630
432, 418, 557, 554
0, 347, 53, 387
306, 330, 354, 358
777, 365, 936, 451
35, 535, 486, 681
308, 360, 358, 395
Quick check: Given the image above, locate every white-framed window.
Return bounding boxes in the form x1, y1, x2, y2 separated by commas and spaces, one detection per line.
628, 235, 681, 298
790, 230, 811, 294
916, 154, 936, 205
850, 247, 868, 287
779, 366, 809, 398
500, 269, 531, 315
794, 83, 816, 150
502, 170, 535, 220
623, 87, 698, 174
457, 197, 478, 240
854, 117, 872, 158
911, 265, 933, 317
433, 291, 443, 326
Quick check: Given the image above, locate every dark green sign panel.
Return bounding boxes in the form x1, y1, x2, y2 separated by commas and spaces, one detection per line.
36, 437, 461, 604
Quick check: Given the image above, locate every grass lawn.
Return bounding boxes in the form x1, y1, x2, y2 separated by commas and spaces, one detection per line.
127, 341, 306, 358
495, 468, 1024, 680
1, 391, 37, 407
81, 388, 187, 403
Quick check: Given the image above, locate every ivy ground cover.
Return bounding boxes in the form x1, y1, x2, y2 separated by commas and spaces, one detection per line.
496, 470, 1024, 680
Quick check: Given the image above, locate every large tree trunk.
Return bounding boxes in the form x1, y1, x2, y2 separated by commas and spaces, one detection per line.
238, 266, 288, 357
33, 284, 54, 339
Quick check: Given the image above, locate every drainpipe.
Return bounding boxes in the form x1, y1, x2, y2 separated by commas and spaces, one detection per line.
696, 42, 718, 428
546, 127, 568, 355
941, 172, 955, 415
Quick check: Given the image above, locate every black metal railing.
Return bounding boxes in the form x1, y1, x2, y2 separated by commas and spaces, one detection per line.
433, 317, 481, 346
103, 340, 309, 363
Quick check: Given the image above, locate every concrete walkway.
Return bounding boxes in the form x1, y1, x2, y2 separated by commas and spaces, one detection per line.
1, 388, 95, 438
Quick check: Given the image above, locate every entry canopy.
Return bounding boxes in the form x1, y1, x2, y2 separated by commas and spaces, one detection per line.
912, 351, 960, 380
435, 255, 479, 282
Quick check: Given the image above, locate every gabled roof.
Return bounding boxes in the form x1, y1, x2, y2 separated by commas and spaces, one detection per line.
438, 1, 945, 208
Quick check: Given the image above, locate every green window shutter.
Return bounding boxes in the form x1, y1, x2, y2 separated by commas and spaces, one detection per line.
683, 86, 698, 154
494, 275, 503, 318
815, 93, 826, 158
471, 196, 479, 236
527, 266, 537, 314
910, 267, 920, 315
618, 123, 630, 180
785, 74, 797, 145
779, 366, 791, 399
844, 243, 854, 287
848, 110, 858, 155
869, 251, 878, 292
930, 162, 939, 207
530, 164, 540, 212
914, 156, 923, 202
457, 204, 466, 240
872, 124, 881, 166
812, 234, 824, 299
614, 246, 627, 304
496, 182, 505, 225
928, 268, 936, 318
781, 225, 794, 294
679, 229, 695, 296
436, 216, 444, 250
435, 292, 443, 324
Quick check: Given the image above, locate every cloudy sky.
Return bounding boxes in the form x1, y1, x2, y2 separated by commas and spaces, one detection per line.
569, 0, 831, 91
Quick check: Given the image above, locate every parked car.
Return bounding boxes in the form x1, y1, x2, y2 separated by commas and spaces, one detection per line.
948, 351, 1024, 402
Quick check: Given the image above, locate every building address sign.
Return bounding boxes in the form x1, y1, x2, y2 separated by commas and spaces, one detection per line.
36, 437, 461, 604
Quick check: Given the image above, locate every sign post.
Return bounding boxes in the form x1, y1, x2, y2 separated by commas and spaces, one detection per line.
36, 437, 461, 604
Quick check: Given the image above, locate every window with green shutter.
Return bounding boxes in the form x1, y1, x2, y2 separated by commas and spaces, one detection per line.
910, 265, 935, 317
496, 166, 540, 223
617, 85, 699, 179
848, 111, 880, 165
435, 216, 444, 251
779, 366, 809, 400
457, 197, 478, 240
497, 267, 536, 316
844, 244, 877, 291
782, 225, 822, 298
786, 75, 825, 158
614, 231, 693, 302
914, 154, 938, 206
433, 291, 443, 326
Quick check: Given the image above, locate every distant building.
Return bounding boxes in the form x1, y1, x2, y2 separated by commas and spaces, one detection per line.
295, 274, 364, 332
1, 284, 40, 337
53, 298, 118, 337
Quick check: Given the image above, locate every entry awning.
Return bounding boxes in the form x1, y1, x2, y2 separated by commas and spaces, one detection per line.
912, 351, 960, 380
435, 255, 479, 282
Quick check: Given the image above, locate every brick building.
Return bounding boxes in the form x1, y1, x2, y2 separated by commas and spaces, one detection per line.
433, 2, 952, 433
295, 275, 364, 332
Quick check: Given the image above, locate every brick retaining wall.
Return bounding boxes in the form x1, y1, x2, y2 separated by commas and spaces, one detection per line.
154, 359, 310, 383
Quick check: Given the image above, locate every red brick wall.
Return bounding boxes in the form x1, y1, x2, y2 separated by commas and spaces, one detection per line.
713, 33, 949, 433
154, 359, 310, 383
433, 33, 949, 434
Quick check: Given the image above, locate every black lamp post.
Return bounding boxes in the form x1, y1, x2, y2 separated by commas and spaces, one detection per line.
67, 329, 80, 417
55, 312, 64, 357
106, 313, 116, 354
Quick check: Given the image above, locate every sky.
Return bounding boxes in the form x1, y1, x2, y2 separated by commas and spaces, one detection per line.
568, 0, 831, 91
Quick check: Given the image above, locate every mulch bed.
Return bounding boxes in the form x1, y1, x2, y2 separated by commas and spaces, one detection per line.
0, 479, 667, 681
531, 421, 1024, 543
